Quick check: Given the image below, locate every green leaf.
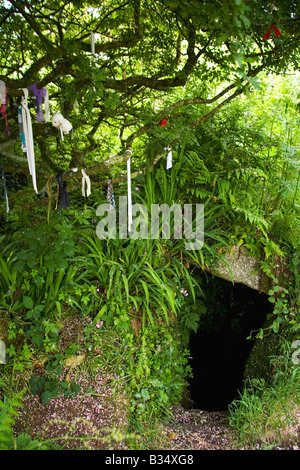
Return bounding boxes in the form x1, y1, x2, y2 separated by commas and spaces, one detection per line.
23, 296, 34, 309
41, 390, 52, 404
141, 388, 150, 401
95, 304, 107, 319
29, 376, 46, 395
60, 381, 69, 389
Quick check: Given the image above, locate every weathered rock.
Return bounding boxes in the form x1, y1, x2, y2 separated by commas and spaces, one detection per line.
243, 326, 279, 382
205, 245, 270, 293
243, 319, 298, 383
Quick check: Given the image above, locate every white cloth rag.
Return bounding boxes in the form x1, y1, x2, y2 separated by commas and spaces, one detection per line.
126, 150, 133, 232
166, 146, 172, 169
81, 169, 91, 197
21, 88, 38, 193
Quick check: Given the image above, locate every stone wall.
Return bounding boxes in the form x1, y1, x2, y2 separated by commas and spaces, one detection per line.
204, 245, 271, 293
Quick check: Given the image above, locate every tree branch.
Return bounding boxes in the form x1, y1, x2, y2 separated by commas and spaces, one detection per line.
4, 59, 73, 96
9, 0, 55, 52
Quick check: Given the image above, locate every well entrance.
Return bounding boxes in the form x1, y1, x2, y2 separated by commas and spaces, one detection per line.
188, 275, 272, 411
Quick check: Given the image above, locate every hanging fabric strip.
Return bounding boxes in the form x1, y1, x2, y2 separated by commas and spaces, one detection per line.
52, 113, 72, 141
56, 174, 70, 209
0, 80, 10, 134
0, 80, 5, 105
81, 169, 91, 197
1, 165, 9, 214
18, 106, 27, 153
46, 174, 54, 224
73, 99, 79, 115
263, 25, 281, 40
107, 179, 116, 210
166, 146, 172, 170
91, 32, 95, 54
91, 31, 96, 91
44, 88, 50, 122
21, 88, 38, 193
126, 150, 133, 232
29, 83, 50, 122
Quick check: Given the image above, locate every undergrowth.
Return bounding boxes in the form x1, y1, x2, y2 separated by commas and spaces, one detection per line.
1, 78, 300, 450
229, 338, 300, 449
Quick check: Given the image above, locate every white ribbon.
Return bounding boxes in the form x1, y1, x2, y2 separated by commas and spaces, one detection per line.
126, 150, 133, 232
44, 88, 50, 122
4, 184, 9, 214
81, 169, 91, 197
1, 166, 9, 214
73, 99, 79, 115
91, 32, 96, 91
166, 146, 172, 169
0, 80, 6, 105
21, 88, 38, 193
91, 32, 95, 54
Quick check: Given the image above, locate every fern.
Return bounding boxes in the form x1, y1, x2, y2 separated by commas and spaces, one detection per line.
0, 391, 48, 450
230, 203, 269, 234
262, 239, 285, 260
270, 212, 300, 247
0, 391, 23, 450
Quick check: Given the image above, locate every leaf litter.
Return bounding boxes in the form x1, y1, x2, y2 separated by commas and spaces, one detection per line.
12, 315, 300, 451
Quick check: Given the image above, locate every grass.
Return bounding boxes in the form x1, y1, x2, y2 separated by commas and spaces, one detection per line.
2, 304, 300, 450
228, 368, 300, 449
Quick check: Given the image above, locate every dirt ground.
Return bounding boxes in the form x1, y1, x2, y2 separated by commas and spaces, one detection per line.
13, 370, 300, 451
11, 314, 300, 451
14, 377, 238, 451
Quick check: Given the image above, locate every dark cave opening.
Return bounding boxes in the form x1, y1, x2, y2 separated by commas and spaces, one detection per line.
187, 274, 273, 412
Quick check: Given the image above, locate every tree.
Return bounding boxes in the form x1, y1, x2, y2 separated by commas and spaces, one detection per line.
0, 0, 299, 208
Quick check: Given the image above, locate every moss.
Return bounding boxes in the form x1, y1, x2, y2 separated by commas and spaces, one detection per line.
243, 322, 297, 383
243, 330, 280, 382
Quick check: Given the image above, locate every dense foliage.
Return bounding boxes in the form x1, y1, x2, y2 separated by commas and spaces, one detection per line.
0, 0, 300, 199
0, 0, 300, 450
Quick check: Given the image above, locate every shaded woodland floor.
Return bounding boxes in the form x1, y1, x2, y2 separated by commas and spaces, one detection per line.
14, 386, 300, 450
12, 315, 300, 451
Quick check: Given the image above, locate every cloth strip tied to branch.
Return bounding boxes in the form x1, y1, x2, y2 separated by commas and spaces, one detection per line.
263, 25, 281, 40
107, 179, 116, 210
91, 31, 96, 91
165, 146, 172, 170
126, 150, 133, 232
0, 80, 10, 134
29, 83, 50, 122
1, 165, 9, 214
21, 88, 38, 193
56, 174, 70, 209
81, 169, 91, 197
18, 106, 26, 153
52, 113, 72, 140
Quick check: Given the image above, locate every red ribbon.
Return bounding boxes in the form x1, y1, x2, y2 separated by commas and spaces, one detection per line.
160, 118, 167, 127
263, 25, 281, 40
